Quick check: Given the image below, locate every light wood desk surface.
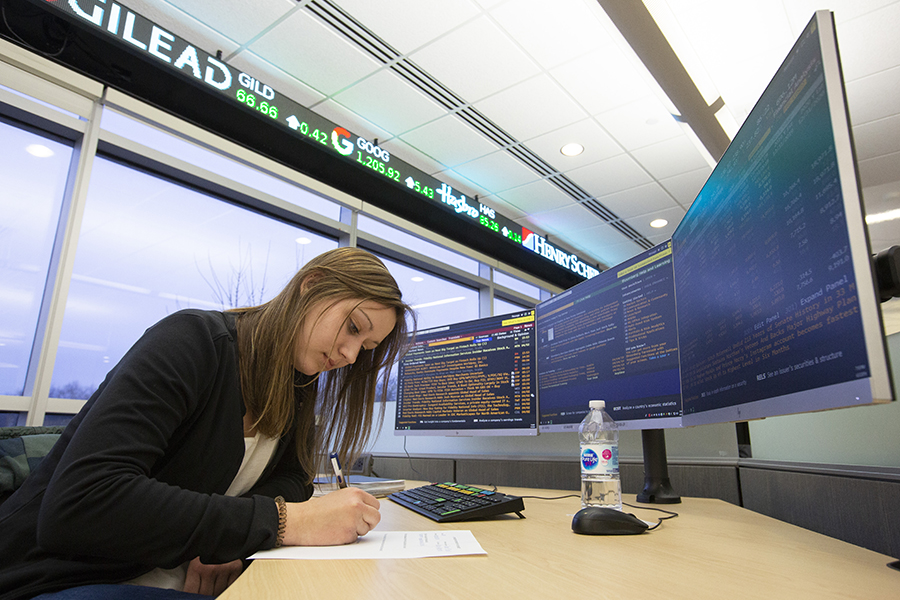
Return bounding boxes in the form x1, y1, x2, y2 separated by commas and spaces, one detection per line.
222, 483, 898, 600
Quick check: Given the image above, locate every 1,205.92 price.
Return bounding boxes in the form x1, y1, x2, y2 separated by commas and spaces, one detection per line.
237, 88, 278, 119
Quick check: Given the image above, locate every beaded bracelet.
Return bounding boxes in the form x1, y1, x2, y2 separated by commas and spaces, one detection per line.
274, 496, 287, 547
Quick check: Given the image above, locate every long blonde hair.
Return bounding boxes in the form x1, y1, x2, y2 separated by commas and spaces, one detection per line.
229, 247, 414, 482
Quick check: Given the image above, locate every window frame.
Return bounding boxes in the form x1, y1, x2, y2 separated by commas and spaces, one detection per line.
0, 45, 559, 427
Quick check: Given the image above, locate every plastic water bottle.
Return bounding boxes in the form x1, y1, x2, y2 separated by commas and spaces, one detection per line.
579, 400, 621, 510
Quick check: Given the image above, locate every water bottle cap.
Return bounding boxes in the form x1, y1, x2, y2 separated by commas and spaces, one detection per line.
589, 400, 605, 410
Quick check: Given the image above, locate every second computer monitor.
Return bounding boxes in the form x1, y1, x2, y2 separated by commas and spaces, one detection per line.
536, 241, 682, 432
395, 310, 538, 436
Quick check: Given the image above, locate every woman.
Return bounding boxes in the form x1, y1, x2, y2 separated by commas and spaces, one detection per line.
0, 247, 414, 599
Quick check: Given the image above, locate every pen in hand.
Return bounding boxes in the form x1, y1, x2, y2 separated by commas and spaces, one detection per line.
330, 452, 347, 489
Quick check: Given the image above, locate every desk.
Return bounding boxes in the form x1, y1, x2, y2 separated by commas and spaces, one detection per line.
221, 484, 898, 599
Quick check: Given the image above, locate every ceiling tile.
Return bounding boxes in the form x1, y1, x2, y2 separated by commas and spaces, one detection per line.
247, 10, 381, 96
127, 0, 241, 56
862, 180, 900, 215
333, 70, 447, 136
160, 0, 298, 46
486, 194, 532, 222
659, 167, 711, 209
495, 179, 575, 214
629, 205, 687, 238
595, 97, 683, 152
862, 180, 900, 257
631, 134, 709, 181
825, 3, 900, 81
596, 183, 678, 220
489, 0, 604, 69
845, 67, 900, 125
550, 48, 651, 116
597, 242, 646, 269
227, 50, 326, 109
473, 74, 586, 141
853, 114, 900, 162
719, 48, 797, 124
409, 15, 540, 102
524, 205, 606, 244
867, 220, 900, 255
659, 0, 795, 121
452, 150, 541, 193
398, 115, 498, 168
646, 232, 674, 248
312, 99, 390, 142
335, 0, 481, 54
783, 0, 899, 30
858, 151, 900, 189
380, 137, 450, 177
525, 118, 623, 174
472, 0, 507, 9
567, 154, 653, 197
557, 222, 643, 268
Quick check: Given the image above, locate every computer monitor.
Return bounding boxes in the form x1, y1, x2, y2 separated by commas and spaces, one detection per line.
536, 241, 681, 432
673, 11, 893, 426
394, 310, 538, 436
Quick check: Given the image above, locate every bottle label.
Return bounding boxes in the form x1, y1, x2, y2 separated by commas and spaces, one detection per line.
581, 443, 618, 475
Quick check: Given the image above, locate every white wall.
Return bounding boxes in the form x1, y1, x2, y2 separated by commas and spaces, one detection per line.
366, 402, 738, 462
747, 332, 900, 467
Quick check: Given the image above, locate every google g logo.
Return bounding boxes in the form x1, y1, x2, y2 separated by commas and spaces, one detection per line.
331, 127, 354, 156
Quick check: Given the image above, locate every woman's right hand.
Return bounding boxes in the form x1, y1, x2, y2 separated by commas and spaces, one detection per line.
282, 487, 381, 546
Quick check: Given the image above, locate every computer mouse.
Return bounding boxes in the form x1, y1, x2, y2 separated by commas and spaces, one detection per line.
571, 507, 649, 535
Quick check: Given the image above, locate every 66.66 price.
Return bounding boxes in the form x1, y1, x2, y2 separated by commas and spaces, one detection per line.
236, 88, 278, 119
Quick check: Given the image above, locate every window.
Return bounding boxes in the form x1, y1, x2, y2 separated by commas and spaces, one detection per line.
100, 110, 342, 221
49, 157, 338, 399
494, 296, 532, 316
0, 120, 73, 396
493, 269, 541, 299
375, 254, 478, 330
358, 214, 480, 276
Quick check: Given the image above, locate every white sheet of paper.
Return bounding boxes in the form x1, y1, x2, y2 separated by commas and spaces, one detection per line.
249, 530, 486, 560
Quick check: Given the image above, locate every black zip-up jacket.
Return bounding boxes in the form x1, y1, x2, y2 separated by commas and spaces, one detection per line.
0, 310, 312, 600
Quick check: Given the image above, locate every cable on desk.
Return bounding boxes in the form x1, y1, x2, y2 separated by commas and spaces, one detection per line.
519, 493, 581, 500
511, 493, 680, 531
623, 502, 679, 530
402, 436, 422, 476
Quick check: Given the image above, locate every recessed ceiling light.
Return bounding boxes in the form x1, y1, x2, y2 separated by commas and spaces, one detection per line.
560, 143, 584, 157
26, 144, 54, 158
411, 276, 424, 282
650, 219, 668, 228
295, 237, 312, 245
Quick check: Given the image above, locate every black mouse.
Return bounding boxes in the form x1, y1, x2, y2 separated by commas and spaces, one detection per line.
571, 507, 649, 535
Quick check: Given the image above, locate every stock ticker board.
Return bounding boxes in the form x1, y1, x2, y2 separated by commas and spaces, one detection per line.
37, 0, 600, 283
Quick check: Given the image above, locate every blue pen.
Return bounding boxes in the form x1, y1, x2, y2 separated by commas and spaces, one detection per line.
330, 452, 347, 488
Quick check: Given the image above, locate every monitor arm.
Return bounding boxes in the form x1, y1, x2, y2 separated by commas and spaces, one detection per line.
874, 246, 900, 302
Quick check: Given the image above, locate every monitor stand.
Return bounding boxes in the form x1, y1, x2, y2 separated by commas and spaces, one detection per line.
636, 429, 681, 504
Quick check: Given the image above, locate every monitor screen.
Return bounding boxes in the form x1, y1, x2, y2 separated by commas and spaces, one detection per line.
394, 310, 538, 436
536, 242, 682, 432
673, 11, 893, 426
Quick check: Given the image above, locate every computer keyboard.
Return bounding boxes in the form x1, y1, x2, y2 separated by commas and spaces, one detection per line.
388, 482, 525, 522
